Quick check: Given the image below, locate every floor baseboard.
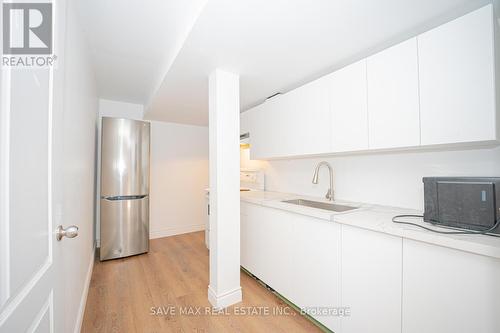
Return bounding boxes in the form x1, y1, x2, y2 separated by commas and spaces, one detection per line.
149, 224, 205, 239
207, 285, 242, 310
73, 245, 95, 333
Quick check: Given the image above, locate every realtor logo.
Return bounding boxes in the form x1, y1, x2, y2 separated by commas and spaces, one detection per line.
3, 2, 52, 54
2, 2, 56, 67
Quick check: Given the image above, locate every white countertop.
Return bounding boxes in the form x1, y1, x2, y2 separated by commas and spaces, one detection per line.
240, 190, 500, 259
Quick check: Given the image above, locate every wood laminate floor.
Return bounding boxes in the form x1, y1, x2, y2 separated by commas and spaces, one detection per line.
81, 231, 321, 333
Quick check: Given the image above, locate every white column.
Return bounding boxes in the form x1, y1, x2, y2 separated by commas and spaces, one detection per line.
208, 69, 242, 309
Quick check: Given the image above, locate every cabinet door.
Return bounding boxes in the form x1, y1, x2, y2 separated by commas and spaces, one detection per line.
341, 225, 402, 333
240, 202, 252, 270
258, 208, 296, 297
240, 204, 295, 296
290, 215, 342, 332
246, 100, 280, 160
367, 38, 420, 149
248, 77, 330, 159
329, 60, 369, 152
285, 76, 331, 156
402, 239, 500, 333
240, 110, 250, 136
240, 202, 269, 277
418, 5, 496, 145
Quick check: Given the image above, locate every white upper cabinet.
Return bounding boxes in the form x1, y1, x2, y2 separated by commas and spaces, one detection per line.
246, 97, 282, 159
243, 5, 497, 159
240, 109, 250, 136
329, 59, 369, 152
367, 38, 420, 149
281, 76, 331, 156
418, 4, 496, 145
248, 76, 331, 159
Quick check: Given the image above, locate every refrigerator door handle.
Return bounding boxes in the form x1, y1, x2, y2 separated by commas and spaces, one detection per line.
102, 194, 148, 201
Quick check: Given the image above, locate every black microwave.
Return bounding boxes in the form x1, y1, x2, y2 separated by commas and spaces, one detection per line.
423, 177, 500, 234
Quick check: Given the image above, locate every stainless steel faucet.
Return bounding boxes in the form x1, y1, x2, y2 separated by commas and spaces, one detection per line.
312, 161, 334, 201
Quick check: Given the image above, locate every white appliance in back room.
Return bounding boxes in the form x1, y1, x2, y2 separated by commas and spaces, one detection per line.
205, 169, 265, 249
100, 117, 151, 261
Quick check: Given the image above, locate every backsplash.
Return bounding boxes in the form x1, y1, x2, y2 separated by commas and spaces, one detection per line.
244, 145, 500, 210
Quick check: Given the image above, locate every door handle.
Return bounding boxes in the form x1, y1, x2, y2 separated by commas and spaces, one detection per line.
56, 225, 79, 241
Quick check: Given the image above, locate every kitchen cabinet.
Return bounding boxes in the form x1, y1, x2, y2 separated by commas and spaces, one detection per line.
244, 99, 280, 159
329, 60, 369, 152
240, 204, 277, 284
341, 225, 402, 333
240, 202, 256, 272
280, 76, 331, 157
246, 76, 330, 160
402, 239, 500, 333
242, 4, 497, 158
240, 202, 341, 332
258, 207, 295, 297
418, 4, 496, 145
241, 198, 500, 333
240, 109, 251, 136
367, 38, 420, 149
290, 212, 341, 332
241, 202, 295, 297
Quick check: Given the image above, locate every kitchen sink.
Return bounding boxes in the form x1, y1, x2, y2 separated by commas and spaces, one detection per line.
281, 199, 358, 212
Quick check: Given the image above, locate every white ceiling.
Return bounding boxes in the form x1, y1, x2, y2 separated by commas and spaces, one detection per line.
78, 0, 491, 125
145, 0, 490, 126
76, 0, 207, 104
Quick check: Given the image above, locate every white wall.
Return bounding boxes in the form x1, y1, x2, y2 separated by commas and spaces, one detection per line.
61, 1, 99, 332
245, 146, 500, 210
99, 98, 144, 120
96, 99, 209, 242
150, 122, 209, 238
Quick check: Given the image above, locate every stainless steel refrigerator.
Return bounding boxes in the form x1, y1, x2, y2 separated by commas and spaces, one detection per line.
100, 117, 150, 261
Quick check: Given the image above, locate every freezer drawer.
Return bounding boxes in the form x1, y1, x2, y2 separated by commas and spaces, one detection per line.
100, 196, 149, 260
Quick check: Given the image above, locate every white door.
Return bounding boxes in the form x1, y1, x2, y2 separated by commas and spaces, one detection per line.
0, 1, 71, 332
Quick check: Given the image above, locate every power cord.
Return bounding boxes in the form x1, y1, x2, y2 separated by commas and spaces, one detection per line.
392, 214, 500, 236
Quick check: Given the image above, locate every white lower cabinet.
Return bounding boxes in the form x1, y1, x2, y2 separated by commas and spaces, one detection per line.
241, 202, 291, 287
402, 239, 500, 333
240, 203, 341, 332
241, 202, 500, 333
240, 203, 257, 273
341, 225, 402, 333
241, 202, 294, 296
255, 206, 295, 297
290, 212, 342, 332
